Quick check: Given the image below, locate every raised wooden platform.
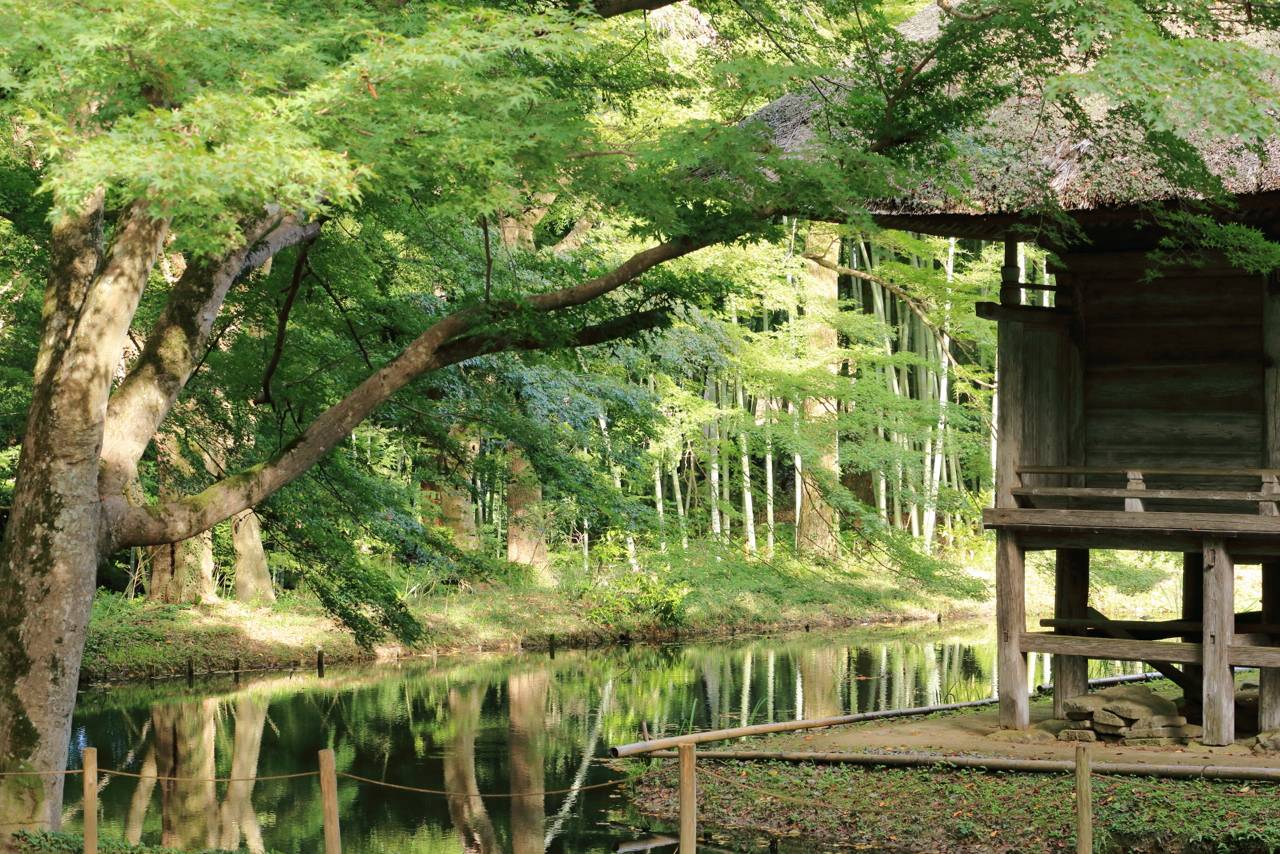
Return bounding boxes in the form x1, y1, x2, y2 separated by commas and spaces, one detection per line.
984, 508, 1280, 556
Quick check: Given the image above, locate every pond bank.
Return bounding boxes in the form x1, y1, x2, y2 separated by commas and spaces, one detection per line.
81, 573, 973, 684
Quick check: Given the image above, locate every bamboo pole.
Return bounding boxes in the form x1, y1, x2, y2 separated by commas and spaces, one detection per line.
644, 747, 1280, 783
678, 743, 697, 854
83, 747, 97, 854
1076, 744, 1092, 854
318, 748, 342, 854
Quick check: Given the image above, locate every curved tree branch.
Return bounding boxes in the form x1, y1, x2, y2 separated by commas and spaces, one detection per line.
107, 237, 708, 547
99, 213, 322, 496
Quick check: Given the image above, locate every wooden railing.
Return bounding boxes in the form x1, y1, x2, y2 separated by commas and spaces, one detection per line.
1012, 466, 1280, 517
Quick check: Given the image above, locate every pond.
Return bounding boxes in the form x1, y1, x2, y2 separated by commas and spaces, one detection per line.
62, 624, 1146, 853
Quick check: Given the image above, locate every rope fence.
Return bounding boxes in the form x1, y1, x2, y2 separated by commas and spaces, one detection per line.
5, 747, 639, 854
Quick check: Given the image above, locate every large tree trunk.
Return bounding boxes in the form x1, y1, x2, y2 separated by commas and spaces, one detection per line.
155, 700, 219, 850
423, 427, 479, 549
148, 532, 218, 604
148, 434, 218, 604
795, 229, 840, 559
505, 446, 550, 577
0, 199, 167, 837
231, 511, 275, 605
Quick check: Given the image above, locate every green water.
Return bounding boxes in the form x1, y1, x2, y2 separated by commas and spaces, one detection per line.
63, 625, 1144, 852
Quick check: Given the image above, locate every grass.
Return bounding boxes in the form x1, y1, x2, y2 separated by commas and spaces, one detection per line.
630, 759, 1280, 853
81, 539, 957, 683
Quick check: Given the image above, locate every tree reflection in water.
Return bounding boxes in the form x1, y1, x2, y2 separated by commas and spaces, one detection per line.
64, 626, 1151, 852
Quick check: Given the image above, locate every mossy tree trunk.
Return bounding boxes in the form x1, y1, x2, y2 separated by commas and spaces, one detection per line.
0, 189, 705, 841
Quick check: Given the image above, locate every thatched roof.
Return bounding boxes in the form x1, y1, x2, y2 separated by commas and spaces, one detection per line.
748, 5, 1280, 226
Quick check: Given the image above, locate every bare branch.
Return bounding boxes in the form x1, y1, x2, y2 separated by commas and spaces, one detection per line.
254, 239, 314, 405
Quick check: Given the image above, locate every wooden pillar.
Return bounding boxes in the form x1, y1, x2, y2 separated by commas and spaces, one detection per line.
997, 529, 1029, 729
1202, 539, 1235, 746
1054, 549, 1090, 717
995, 241, 1024, 510
1261, 561, 1280, 732
1182, 552, 1205, 710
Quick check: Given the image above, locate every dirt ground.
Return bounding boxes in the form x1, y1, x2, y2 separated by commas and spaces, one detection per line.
728, 682, 1280, 770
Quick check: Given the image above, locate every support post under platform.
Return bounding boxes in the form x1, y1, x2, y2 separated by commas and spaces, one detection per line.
997, 529, 1029, 729
1202, 539, 1235, 746
1054, 549, 1090, 717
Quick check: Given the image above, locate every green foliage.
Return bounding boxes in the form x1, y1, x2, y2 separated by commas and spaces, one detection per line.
580, 568, 690, 630
14, 831, 232, 853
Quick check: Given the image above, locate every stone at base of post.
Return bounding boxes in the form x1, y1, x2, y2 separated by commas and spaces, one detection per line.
1054, 549, 1090, 718
1261, 561, 1280, 732
997, 530, 1029, 729
1202, 539, 1235, 746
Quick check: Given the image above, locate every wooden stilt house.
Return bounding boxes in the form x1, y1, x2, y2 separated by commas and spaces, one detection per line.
752, 4, 1280, 744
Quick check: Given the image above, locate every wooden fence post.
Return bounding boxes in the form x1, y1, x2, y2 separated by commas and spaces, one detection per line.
1075, 743, 1092, 854
82, 747, 97, 854
318, 748, 342, 854
679, 742, 696, 854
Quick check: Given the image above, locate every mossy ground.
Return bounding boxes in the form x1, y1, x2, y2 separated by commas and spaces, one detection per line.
629, 759, 1280, 853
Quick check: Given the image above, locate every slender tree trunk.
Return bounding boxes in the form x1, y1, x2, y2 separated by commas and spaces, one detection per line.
597, 412, 640, 571
669, 457, 688, 550
707, 385, 723, 541
761, 398, 776, 557
736, 378, 756, 554
444, 686, 499, 853
795, 229, 840, 558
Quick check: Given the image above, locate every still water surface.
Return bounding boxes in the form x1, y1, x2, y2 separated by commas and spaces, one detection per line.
64, 624, 1143, 852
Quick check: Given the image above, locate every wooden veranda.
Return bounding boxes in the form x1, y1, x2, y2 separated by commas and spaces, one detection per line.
982, 238, 1280, 746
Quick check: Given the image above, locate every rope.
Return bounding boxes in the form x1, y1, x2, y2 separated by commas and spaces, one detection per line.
336, 770, 640, 798
99, 769, 318, 782
0, 769, 81, 778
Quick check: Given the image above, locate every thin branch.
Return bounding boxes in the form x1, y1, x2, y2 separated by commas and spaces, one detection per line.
305, 260, 374, 369
254, 240, 313, 406
480, 214, 493, 303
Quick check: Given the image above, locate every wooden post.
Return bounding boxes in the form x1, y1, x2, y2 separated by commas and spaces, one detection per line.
1054, 549, 1090, 717
317, 648, 325, 678
318, 748, 342, 854
1075, 743, 1092, 854
233, 657, 241, 684
997, 529, 1029, 729
83, 747, 98, 854
1261, 561, 1280, 732
1182, 552, 1205, 710
186, 656, 194, 687
1123, 471, 1145, 512
1202, 539, 1235, 746
678, 742, 697, 854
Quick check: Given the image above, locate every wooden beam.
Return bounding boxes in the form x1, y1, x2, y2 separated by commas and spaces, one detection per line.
1230, 644, 1280, 668
1054, 549, 1089, 717
997, 530, 1029, 729
976, 302, 1073, 325
1039, 614, 1277, 637
1014, 487, 1272, 504
1018, 466, 1280, 479
1083, 607, 1190, 692
1019, 632, 1202, 664
985, 508, 1280, 538
1203, 539, 1235, 746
